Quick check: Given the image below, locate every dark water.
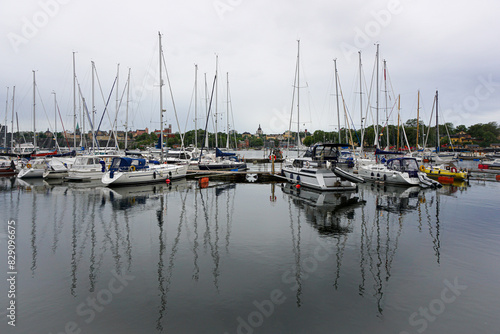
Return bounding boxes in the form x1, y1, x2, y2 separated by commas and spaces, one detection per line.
0, 175, 499, 334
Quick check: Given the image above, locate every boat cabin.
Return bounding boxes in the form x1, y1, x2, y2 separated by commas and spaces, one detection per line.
386, 157, 419, 173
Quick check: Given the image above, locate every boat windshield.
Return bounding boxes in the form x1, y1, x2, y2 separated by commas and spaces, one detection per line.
401, 158, 418, 171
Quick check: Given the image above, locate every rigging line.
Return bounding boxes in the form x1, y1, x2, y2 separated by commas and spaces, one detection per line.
93, 64, 116, 132
161, 52, 185, 149
286, 54, 299, 156
56, 103, 71, 149
199, 74, 217, 159
34, 84, 54, 134
95, 76, 117, 136
75, 79, 99, 148
106, 79, 129, 149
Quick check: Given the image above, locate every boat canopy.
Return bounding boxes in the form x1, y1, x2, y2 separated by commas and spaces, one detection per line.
215, 148, 236, 157
109, 157, 148, 171
375, 148, 405, 155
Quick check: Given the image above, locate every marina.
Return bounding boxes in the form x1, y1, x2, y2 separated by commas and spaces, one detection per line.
0, 158, 499, 333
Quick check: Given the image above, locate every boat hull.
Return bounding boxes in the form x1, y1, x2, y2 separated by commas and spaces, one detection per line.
101, 164, 187, 186
281, 165, 357, 191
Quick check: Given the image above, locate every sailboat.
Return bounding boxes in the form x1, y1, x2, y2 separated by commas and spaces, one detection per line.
101, 32, 187, 186
281, 41, 363, 191
197, 67, 246, 171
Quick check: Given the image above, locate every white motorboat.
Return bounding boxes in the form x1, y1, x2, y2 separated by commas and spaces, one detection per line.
281, 143, 364, 191
17, 158, 47, 179
358, 157, 441, 188
67, 155, 118, 181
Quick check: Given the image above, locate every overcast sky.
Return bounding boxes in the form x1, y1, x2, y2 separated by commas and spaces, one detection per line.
1, 0, 499, 137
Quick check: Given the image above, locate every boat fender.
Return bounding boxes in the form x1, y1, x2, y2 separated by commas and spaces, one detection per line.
451, 167, 457, 173
297, 175, 300, 182
383, 174, 387, 181
110, 170, 114, 179
159, 171, 164, 177
153, 171, 156, 179
419, 165, 425, 172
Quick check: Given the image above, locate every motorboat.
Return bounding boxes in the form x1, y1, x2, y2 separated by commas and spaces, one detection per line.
358, 157, 441, 188
281, 143, 364, 191
66, 154, 118, 181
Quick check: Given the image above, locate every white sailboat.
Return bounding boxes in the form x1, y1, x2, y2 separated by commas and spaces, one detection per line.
102, 32, 187, 186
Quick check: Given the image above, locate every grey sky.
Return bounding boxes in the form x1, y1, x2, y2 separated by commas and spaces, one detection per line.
2, 0, 499, 136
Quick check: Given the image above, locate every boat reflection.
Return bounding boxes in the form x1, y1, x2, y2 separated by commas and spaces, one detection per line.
280, 182, 366, 235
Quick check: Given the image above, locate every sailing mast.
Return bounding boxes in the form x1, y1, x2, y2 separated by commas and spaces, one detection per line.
416, 90, 420, 149
3, 87, 8, 148
383, 59, 389, 149
32, 70, 37, 149
10, 86, 15, 150
334, 58, 341, 143
159, 31, 165, 163
435, 90, 439, 153
375, 43, 380, 149
358, 51, 364, 151
297, 40, 300, 151
194, 64, 198, 148
226, 72, 230, 150
125, 68, 131, 150
215, 54, 219, 148
73, 52, 77, 150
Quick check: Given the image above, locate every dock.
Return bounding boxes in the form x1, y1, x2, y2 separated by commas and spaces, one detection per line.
186, 170, 281, 183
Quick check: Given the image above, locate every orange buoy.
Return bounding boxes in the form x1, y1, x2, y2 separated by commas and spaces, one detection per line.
199, 177, 209, 188
295, 184, 301, 189
496, 175, 500, 181
165, 178, 171, 184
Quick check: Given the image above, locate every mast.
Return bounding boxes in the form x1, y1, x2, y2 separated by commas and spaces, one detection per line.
53, 91, 58, 150
375, 43, 380, 149
397, 94, 400, 150
73, 52, 76, 150
159, 31, 165, 163
91, 61, 96, 153
226, 72, 230, 150
334, 58, 341, 143
416, 90, 420, 149
125, 67, 131, 150
4, 87, 8, 148
115, 63, 120, 150
32, 70, 36, 149
194, 64, 198, 148
10, 86, 15, 150
383, 59, 389, 149
297, 40, 300, 150
215, 54, 219, 148
435, 90, 439, 153
359, 51, 364, 151
204, 72, 209, 148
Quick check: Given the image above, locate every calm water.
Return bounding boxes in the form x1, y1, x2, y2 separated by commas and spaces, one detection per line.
0, 172, 499, 334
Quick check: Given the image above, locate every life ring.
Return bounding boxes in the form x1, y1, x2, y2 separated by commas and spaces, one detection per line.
129, 165, 136, 172
450, 167, 457, 173
419, 165, 425, 172
27, 163, 32, 168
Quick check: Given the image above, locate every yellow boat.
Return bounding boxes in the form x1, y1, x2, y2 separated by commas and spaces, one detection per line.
419, 164, 468, 180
